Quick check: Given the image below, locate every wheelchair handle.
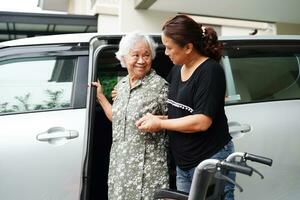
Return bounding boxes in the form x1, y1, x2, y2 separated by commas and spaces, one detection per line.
245, 153, 273, 166
226, 152, 273, 166
219, 160, 253, 176
188, 159, 253, 200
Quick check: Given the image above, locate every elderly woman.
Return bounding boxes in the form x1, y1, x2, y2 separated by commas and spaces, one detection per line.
92, 32, 169, 200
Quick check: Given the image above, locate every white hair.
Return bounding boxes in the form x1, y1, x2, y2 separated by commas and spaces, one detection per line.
115, 31, 158, 68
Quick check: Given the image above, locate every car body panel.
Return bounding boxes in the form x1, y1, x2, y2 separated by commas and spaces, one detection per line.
226, 101, 300, 199
0, 40, 91, 200
0, 109, 86, 199
221, 37, 300, 199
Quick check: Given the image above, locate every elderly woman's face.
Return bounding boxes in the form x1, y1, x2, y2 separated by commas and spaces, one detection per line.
124, 41, 152, 79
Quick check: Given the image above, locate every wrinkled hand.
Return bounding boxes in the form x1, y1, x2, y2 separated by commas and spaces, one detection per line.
91, 80, 104, 104
136, 113, 162, 133
91, 80, 103, 93
111, 89, 118, 101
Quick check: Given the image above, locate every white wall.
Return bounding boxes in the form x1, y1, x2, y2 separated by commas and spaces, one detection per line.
97, 14, 120, 33
119, 0, 176, 33
69, 0, 93, 14
93, 0, 176, 34
92, 0, 277, 35
41, 0, 300, 36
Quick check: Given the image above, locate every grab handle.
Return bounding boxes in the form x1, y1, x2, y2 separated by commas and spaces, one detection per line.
245, 153, 273, 166
219, 161, 253, 176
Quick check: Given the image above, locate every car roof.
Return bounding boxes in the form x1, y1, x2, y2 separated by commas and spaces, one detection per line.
0, 32, 163, 48
219, 35, 300, 41
0, 33, 101, 47
1, 33, 300, 48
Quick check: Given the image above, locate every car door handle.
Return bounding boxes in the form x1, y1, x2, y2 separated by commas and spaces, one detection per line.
228, 121, 251, 138
36, 127, 79, 142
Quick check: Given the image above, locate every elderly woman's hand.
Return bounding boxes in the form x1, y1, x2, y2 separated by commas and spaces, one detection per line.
111, 88, 118, 102
91, 80, 103, 94
91, 80, 106, 104
136, 113, 162, 133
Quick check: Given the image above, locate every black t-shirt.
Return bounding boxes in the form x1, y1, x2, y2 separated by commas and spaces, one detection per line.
166, 58, 231, 170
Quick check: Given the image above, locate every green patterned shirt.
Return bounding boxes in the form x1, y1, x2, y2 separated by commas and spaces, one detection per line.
108, 69, 169, 200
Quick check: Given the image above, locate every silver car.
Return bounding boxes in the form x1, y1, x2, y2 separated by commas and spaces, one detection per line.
0, 34, 299, 199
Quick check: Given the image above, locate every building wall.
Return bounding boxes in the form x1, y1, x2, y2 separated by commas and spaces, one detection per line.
40, 0, 300, 36
97, 14, 120, 33
118, 0, 176, 33
91, 0, 300, 36
69, 0, 92, 15
92, 0, 176, 34
92, 0, 277, 36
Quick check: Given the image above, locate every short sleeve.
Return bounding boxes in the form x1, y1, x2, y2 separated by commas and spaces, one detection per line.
192, 63, 226, 120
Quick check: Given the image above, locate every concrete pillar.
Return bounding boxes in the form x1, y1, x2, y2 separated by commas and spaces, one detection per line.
69, 0, 93, 15
119, 0, 176, 33
93, 2, 120, 33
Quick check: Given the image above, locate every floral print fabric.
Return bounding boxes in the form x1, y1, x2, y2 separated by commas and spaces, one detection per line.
108, 69, 169, 200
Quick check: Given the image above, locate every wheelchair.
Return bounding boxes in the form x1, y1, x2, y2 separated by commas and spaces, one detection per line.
154, 152, 273, 200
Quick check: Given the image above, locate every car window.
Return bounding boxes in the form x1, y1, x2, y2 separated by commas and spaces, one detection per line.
0, 56, 77, 114
224, 44, 300, 104
96, 47, 127, 101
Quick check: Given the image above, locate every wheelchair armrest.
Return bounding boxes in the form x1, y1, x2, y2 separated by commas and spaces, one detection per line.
154, 188, 189, 200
